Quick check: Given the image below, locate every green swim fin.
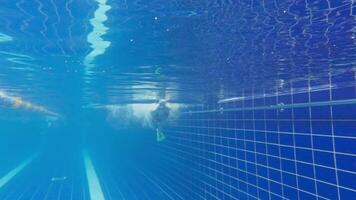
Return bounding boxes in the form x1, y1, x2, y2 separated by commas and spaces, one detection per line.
156, 128, 166, 142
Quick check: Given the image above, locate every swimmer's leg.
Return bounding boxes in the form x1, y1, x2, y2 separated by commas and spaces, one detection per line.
156, 128, 165, 142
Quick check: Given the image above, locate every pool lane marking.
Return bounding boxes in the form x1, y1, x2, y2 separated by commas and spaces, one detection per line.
0, 152, 39, 188
192, 98, 356, 114
83, 149, 105, 200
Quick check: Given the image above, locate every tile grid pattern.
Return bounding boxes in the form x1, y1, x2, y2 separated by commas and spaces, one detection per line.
161, 73, 356, 199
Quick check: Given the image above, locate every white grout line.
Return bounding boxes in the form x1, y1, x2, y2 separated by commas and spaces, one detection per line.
0, 152, 39, 189
82, 149, 105, 200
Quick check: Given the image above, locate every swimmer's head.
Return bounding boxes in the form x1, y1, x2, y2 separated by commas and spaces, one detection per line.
158, 99, 167, 105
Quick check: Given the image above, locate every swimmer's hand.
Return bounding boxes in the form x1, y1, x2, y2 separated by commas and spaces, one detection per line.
156, 128, 166, 142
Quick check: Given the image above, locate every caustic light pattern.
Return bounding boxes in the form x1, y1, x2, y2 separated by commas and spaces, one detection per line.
0, 0, 354, 200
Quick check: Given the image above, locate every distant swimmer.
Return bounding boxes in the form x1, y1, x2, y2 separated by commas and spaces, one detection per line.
150, 100, 170, 142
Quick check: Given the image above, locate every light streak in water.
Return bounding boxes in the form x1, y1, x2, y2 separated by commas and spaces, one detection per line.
0, 33, 12, 42
0, 51, 39, 69
217, 96, 245, 104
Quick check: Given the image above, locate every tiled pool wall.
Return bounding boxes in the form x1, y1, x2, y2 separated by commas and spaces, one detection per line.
161, 74, 356, 199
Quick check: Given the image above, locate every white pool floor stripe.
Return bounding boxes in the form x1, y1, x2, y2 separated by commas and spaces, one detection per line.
0, 152, 39, 189
83, 149, 105, 200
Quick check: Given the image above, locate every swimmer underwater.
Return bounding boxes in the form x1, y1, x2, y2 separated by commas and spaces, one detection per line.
150, 100, 170, 142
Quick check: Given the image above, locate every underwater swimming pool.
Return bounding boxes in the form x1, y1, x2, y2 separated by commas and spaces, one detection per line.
0, 0, 355, 199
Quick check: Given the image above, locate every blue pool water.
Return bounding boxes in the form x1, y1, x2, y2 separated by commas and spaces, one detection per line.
0, 0, 355, 199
